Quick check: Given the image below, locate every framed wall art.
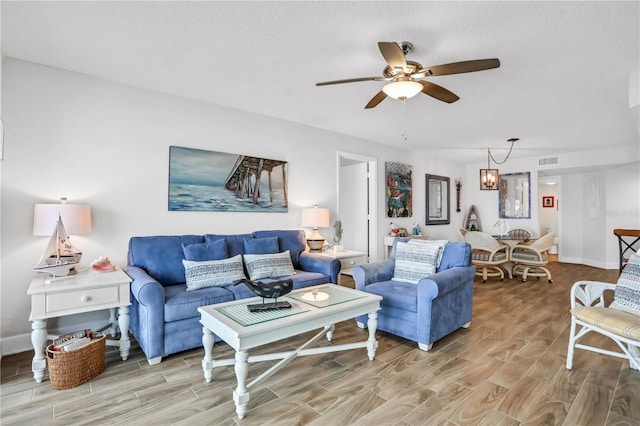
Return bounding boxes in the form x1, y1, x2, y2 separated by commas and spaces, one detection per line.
426, 174, 450, 225
168, 146, 288, 212
542, 196, 554, 208
385, 162, 412, 217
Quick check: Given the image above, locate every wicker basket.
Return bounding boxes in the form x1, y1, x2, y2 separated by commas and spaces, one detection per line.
46, 335, 106, 390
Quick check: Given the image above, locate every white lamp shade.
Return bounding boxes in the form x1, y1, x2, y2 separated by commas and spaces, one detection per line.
382, 80, 423, 99
301, 207, 330, 228
33, 203, 92, 236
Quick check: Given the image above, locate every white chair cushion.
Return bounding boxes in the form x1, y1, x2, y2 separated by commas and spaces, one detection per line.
392, 242, 439, 284
611, 253, 640, 316
571, 306, 640, 340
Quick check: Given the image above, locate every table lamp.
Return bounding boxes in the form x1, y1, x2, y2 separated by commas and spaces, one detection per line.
301, 206, 330, 252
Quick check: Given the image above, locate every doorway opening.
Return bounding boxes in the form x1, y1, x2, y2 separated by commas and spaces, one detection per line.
538, 174, 560, 257
337, 152, 378, 261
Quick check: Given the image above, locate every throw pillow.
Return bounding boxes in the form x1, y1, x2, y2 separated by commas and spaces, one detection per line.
611, 253, 640, 316
408, 239, 448, 267
392, 242, 440, 284
243, 250, 295, 280
182, 255, 246, 291
182, 239, 227, 261
244, 236, 279, 254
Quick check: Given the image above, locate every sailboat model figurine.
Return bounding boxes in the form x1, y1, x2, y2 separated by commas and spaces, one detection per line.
34, 215, 82, 277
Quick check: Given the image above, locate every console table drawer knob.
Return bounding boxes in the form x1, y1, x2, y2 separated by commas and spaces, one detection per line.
81, 295, 92, 303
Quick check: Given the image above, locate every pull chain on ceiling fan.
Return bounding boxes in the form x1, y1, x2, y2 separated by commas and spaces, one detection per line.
316, 41, 500, 109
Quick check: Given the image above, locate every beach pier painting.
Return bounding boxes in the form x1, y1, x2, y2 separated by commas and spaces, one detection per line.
169, 146, 288, 212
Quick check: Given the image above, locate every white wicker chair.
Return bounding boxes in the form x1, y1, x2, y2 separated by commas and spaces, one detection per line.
566, 256, 640, 371
510, 232, 555, 283
464, 231, 510, 283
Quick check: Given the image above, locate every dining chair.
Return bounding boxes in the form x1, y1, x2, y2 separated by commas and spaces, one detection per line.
464, 231, 510, 283
613, 229, 640, 274
510, 232, 555, 283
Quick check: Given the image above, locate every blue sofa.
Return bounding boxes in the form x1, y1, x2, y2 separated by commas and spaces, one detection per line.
126, 230, 340, 364
353, 239, 475, 351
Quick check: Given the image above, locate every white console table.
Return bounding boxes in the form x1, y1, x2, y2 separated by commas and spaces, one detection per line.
28, 268, 132, 383
383, 235, 430, 259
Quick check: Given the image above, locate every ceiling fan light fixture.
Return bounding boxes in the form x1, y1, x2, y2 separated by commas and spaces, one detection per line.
382, 80, 423, 100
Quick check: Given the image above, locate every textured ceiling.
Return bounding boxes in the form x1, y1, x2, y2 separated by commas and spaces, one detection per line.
2, 1, 639, 164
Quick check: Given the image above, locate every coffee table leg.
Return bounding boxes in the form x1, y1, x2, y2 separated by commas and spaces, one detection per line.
202, 327, 215, 383
233, 350, 250, 419
366, 311, 379, 361
326, 324, 335, 342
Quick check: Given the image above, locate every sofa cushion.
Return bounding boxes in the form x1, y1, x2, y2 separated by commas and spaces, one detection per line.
204, 234, 253, 257
164, 284, 234, 322
253, 230, 306, 268
244, 251, 296, 280
611, 253, 640, 316
128, 235, 203, 284
182, 238, 228, 261
244, 236, 279, 254
392, 242, 439, 284
364, 280, 418, 313
183, 255, 247, 291
438, 242, 472, 271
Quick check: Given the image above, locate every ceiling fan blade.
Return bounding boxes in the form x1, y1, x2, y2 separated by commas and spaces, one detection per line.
316, 76, 386, 86
378, 42, 407, 73
419, 81, 460, 103
424, 59, 500, 76
364, 91, 388, 109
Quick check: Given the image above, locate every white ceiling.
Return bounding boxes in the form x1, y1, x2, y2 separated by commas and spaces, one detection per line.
2, 1, 639, 164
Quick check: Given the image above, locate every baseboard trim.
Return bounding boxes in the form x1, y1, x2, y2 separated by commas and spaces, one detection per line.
1, 333, 32, 357
558, 257, 617, 270
1, 319, 116, 357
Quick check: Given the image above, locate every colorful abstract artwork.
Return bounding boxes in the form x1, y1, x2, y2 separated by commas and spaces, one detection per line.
169, 146, 288, 212
385, 162, 413, 217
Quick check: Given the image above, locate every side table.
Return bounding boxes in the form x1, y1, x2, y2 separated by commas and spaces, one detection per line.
316, 249, 367, 284
28, 268, 132, 383
383, 235, 430, 259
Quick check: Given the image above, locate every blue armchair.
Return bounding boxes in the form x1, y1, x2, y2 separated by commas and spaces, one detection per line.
353, 239, 475, 351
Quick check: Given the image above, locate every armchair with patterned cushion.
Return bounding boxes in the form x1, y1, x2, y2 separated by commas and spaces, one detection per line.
353, 239, 475, 351
464, 231, 510, 282
567, 253, 640, 370
510, 232, 555, 283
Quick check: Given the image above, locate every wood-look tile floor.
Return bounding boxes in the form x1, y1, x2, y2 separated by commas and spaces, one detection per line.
2, 260, 640, 425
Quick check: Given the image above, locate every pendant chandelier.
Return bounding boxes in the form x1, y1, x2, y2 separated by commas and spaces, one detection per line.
480, 138, 519, 190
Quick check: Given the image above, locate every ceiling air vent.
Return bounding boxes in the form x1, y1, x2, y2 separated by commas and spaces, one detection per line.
538, 156, 559, 167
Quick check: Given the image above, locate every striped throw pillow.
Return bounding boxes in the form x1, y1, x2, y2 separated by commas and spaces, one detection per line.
611, 253, 640, 316
392, 242, 440, 284
182, 255, 246, 291
243, 250, 295, 281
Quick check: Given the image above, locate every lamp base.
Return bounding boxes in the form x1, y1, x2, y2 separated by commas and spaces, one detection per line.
307, 239, 325, 252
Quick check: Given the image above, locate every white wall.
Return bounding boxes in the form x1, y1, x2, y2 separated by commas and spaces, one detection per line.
3, 58, 637, 354
0, 58, 466, 353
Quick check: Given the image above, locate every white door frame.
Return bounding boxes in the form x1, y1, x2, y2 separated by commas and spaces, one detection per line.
337, 151, 378, 261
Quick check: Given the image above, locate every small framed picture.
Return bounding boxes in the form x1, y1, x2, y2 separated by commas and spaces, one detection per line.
542, 196, 554, 208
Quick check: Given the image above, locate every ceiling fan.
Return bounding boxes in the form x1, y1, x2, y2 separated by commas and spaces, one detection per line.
316, 41, 500, 109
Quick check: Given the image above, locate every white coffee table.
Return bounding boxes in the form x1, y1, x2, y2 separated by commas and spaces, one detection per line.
198, 284, 382, 419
